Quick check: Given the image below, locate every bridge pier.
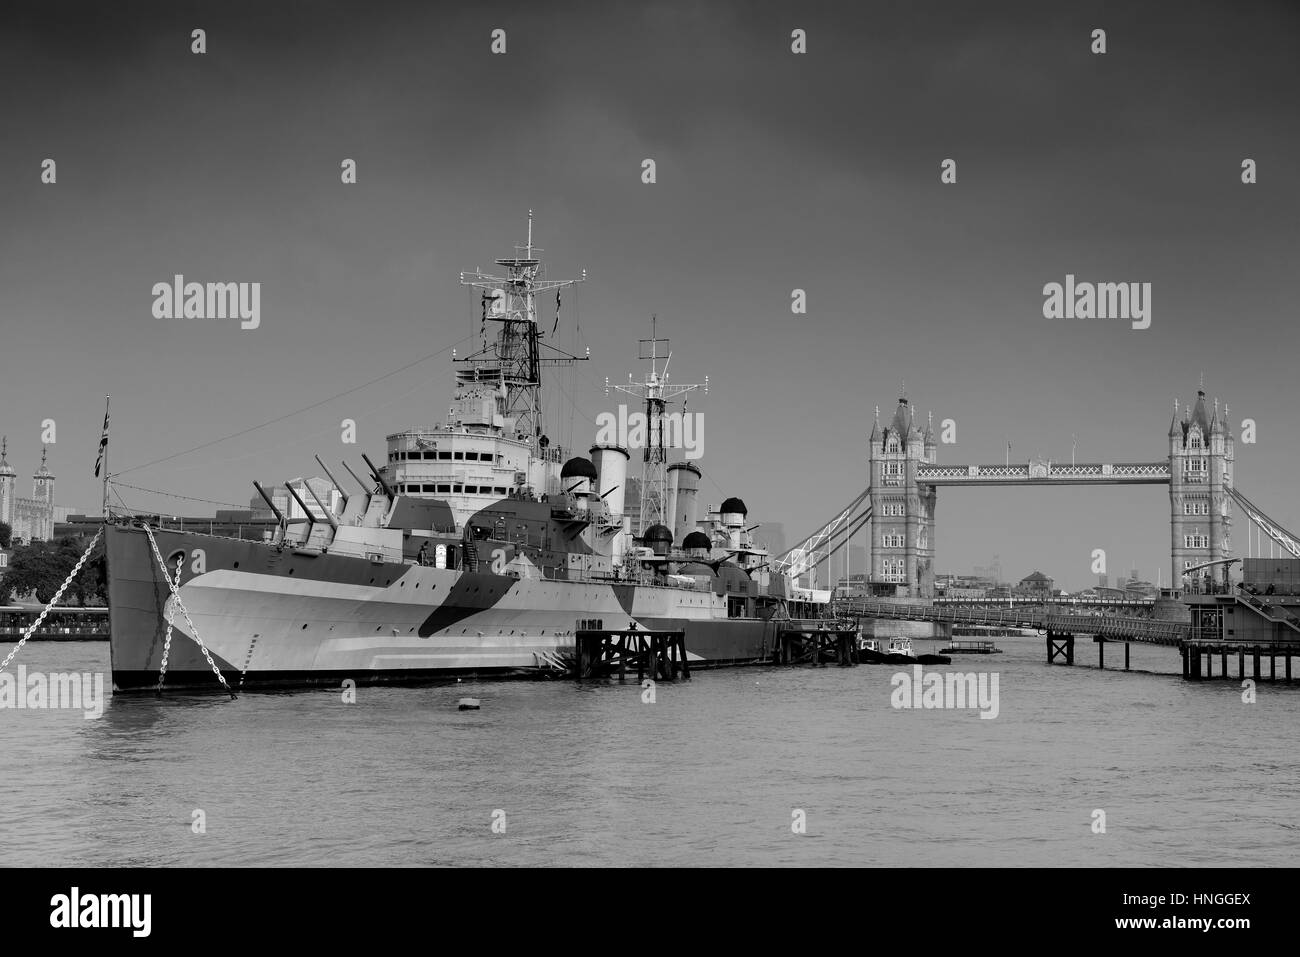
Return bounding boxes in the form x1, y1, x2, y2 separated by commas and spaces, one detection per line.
1124, 642, 1130, 671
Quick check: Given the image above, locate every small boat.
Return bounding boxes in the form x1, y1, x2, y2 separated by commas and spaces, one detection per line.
855, 634, 890, 664
884, 636, 916, 664
940, 639, 1004, 654
457, 698, 481, 710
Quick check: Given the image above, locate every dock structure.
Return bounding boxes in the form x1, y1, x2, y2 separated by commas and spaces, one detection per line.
1181, 640, 1299, 683
574, 629, 689, 682
1181, 587, 1300, 683
774, 620, 859, 667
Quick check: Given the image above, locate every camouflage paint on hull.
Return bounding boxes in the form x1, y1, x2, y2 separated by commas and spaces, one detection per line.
106, 524, 777, 692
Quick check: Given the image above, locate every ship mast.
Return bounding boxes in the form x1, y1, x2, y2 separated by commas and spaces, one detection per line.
457, 211, 587, 452
610, 316, 707, 534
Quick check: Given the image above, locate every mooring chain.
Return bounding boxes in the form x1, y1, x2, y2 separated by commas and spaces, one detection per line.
0, 526, 103, 674
156, 553, 183, 693
141, 523, 237, 698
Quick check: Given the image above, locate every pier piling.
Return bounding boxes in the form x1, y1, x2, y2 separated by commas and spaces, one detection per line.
574, 629, 688, 682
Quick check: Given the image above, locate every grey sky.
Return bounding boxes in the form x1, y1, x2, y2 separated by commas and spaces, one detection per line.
1, 0, 1297, 588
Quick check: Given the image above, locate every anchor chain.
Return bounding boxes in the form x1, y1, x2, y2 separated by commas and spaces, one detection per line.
0, 526, 104, 673
156, 553, 182, 693
140, 523, 236, 698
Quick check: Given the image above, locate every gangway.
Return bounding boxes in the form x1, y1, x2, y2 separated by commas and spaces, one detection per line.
833, 597, 1188, 646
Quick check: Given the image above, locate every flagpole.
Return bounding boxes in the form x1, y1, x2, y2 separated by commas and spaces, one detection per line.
100, 395, 110, 522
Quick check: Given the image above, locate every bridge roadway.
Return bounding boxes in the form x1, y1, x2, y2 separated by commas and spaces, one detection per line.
832, 598, 1188, 646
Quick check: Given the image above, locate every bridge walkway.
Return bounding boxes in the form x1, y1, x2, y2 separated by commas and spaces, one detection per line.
832, 599, 1188, 646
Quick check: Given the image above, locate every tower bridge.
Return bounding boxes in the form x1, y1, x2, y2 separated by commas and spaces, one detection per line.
768, 381, 1300, 681
865, 385, 1235, 597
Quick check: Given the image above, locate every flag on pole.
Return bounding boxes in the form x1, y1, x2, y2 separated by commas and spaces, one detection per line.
94, 398, 110, 477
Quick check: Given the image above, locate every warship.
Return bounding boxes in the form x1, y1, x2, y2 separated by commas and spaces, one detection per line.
105, 219, 831, 691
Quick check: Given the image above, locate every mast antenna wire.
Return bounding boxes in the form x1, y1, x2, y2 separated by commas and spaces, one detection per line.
114, 334, 477, 477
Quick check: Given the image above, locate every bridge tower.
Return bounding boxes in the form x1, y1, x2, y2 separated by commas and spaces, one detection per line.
869, 393, 937, 597
1168, 387, 1233, 587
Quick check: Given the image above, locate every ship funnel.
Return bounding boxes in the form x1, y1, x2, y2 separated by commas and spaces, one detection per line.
668, 461, 701, 543
592, 444, 630, 562
590, 445, 629, 518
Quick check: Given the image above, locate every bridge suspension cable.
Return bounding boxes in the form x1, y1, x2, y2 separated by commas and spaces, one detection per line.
1229, 487, 1300, 560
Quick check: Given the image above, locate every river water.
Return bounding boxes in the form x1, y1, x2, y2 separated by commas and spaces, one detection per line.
2, 637, 1296, 866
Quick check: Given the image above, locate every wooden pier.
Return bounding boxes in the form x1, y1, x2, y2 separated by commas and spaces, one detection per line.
574, 629, 689, 682
775, 621, 859, 667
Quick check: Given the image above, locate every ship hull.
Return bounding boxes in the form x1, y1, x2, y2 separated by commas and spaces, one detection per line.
106, 524, 778, 692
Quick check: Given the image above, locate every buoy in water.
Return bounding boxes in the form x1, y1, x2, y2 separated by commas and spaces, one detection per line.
457, 698, 481, 710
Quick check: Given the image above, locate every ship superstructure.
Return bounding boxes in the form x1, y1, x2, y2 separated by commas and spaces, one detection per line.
103, 220, 828, 691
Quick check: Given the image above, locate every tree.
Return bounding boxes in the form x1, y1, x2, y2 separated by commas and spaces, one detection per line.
0, 536, 106, 607
0, 521, 11, 549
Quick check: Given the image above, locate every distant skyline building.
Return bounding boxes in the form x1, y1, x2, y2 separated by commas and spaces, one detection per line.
1014, 570, 1055, 599
974, 555, 1003, 584
753, 521, 786, 559
250, 477, 342, 523
0, 439, 57, 543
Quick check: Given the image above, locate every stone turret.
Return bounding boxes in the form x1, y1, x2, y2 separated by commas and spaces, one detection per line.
0, 438, 15, 531
869, 389, 937, 597
1169, 387, 1233, 587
